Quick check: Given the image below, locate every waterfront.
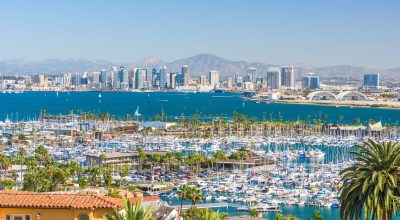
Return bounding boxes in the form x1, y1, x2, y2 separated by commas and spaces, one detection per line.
2, 91, 400, 124
2, 91, 400, 220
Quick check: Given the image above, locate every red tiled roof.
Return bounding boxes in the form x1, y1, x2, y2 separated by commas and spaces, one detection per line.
0, 190, 123, 209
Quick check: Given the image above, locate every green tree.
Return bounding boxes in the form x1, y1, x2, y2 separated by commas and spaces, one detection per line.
249, 208, 259, 220
340, 139, 400, 220
187, 185, 203, 206
177, 184, 191, 217
102, 168, 113, 187
305, 210, 324, 220
0, 180, 16, 189
183, 208, 227, 220
0, 154, 10, 180
103, 197, 155, 220
276, 213, 297, 220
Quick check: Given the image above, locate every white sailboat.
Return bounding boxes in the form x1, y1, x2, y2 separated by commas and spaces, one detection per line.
134, 106, 141, 117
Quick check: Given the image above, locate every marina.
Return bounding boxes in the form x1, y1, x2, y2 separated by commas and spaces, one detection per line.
1, 92, 400, 219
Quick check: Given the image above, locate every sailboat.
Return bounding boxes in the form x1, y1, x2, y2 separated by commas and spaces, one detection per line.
56, 91, 59, 97
98, 93, 102, 98
134, 106, 141, 117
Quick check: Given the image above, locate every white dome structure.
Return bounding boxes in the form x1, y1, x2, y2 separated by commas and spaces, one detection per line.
337, 91, 368, 101
307, 91, 337, 101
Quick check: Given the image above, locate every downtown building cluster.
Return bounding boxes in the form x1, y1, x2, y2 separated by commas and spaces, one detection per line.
0, 65, 384, 95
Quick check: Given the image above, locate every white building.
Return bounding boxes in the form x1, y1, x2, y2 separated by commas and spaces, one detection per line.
208, 70, 220, 88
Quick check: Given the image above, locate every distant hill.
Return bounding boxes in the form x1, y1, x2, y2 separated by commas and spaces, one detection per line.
164, 53, 271, 77
0, 58, 119, 75
0, 54, 399, 79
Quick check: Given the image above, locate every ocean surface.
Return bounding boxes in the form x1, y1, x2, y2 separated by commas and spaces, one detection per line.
2, 91, 400, 124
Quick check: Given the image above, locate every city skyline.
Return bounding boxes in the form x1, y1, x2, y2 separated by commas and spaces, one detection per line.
1, 0, 400, 68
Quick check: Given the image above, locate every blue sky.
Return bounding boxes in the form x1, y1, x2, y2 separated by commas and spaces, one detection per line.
0, 0, 399, 68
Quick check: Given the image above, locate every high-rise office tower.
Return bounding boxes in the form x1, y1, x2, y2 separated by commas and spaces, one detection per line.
281, 66, 295, 89
182, 65, 189, 86
227, 76, 233, 88
267, 67, 281, 89
100, 69, 107, 89
303, 73, 320, 89
363, 73, 380, 89
159, 65, 168, 89
92, 72, 100, 85
80, 72, 88, 85
247, 67, 257, 82
135, 68, 147, 89
209, 70, 220, 87
169, 72, 177, 89
118, 66, 129, 90
39, 74, 46, 87
143, 68, 152, 89
151, 68, 159, 88
199, 75, 207, 86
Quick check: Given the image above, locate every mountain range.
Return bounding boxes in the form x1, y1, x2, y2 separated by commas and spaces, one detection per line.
0, 53, 398, 79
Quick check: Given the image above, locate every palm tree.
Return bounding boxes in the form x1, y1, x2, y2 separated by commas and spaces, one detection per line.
187, 186, 203, 206
186, 186, 203, 220
276, 213, 297, 220
103, 197, 155, 220
340, 139, 400, 220
0, 154, 10, 180
312, 210, 324, 220
177, 184, 190, 217
249, 208, 259, 220
202, 209, 228, 220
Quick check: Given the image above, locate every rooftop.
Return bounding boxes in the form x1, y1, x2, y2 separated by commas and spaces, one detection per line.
0, 190, 123, 209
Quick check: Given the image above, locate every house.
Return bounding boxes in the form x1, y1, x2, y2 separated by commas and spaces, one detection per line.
153, 206, 178, 220
0, 190, 122, 220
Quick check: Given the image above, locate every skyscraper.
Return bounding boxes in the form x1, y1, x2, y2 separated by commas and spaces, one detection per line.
72, 73, 81, 88
152, 68, 159, 88
169, 72, 177, 89
303, 73, 320, 89
100, 69, 107, 89
281, 66, 295, 89
118, 66, 129, 90
144, 68, 152, 89
182, 65, 189, 86
39, 74, 46, 87
247, 67, 257, 82
199, 75, 207, 86
92, 72, 100, 85
363, 73, 380, 89
227, 76, 233, 88
135, 68, 147, 89
159, 65, 168, 89
209, 70, 219, 87
266, 67, 281, 89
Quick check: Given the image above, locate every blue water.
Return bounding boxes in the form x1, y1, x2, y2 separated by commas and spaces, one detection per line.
162, 196, 340, 220
2, 91, 400, 124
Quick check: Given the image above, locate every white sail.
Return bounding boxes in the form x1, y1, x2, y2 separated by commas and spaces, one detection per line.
134, 106, 141, 116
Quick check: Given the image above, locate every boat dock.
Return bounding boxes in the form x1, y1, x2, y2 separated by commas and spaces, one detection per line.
172, 202, 230, 210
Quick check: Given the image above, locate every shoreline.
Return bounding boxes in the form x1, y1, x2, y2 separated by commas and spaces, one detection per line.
248, 98, 400, 110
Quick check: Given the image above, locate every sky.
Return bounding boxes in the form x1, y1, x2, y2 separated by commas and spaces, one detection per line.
0, 0, 399, 68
